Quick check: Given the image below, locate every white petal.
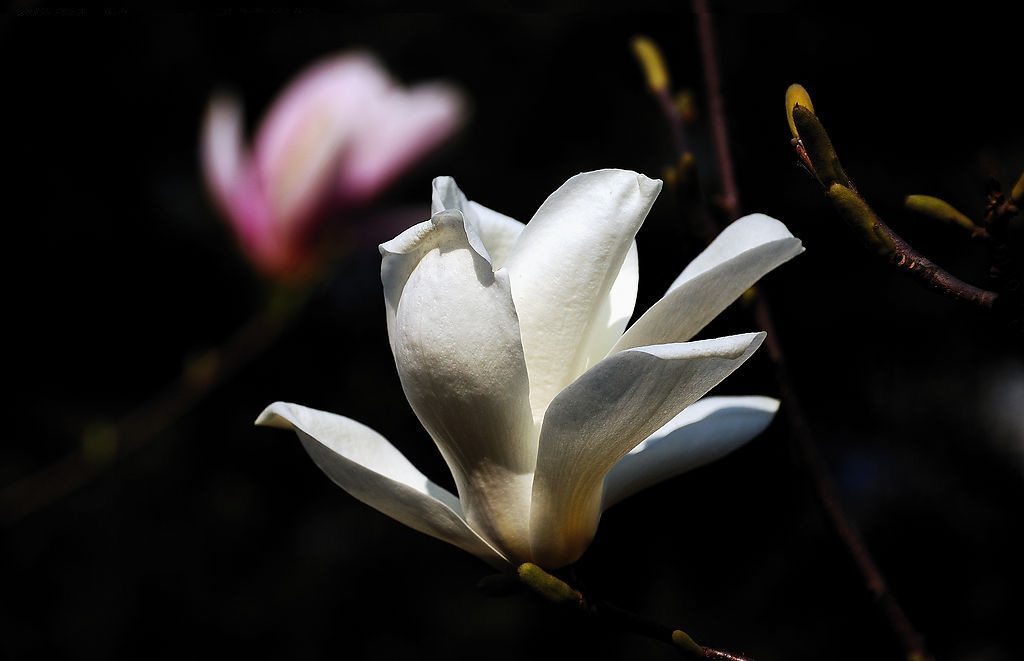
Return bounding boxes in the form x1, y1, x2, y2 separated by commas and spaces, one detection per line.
601, 395, 779, 509
380, 217, 441, 355
255, 402, 510, 568
529, 332, 765, 567
380, 210, 536, 560
582, 239, 638, 369
671, 213, 801, 287
430, 176, 525, 269
503, 169, 662, 422
614, 213, 803, 351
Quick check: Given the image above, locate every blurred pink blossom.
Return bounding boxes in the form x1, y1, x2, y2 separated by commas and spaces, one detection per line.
201, 51, 466, 280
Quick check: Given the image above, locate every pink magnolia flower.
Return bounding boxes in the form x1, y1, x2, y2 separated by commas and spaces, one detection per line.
201, 52, 465, 280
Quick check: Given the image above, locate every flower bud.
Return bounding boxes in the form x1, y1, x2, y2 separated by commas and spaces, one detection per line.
517, 563, 583, 606
905, 194, 978, 232
792, 104, 852, 190
828, 183, 894, 256
1011, 170, 1024, 206
785, 83, 814, 139
631, 36, 670, 94
671, 630, 705, 656
201, 51, 465, 281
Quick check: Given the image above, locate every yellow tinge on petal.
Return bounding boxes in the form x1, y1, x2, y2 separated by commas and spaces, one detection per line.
266, 105, 349, 225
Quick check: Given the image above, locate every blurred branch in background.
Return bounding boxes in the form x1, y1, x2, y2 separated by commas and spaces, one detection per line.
0, 285, 310, 526
636, 5, 938, 660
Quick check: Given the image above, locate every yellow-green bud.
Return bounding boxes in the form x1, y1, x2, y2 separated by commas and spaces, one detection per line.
671, 630, 705, 656
517, 563, 583, 606
1011, 170, 1024, 206
905, 194, 978, 232
675, 89, 697, 123
827, 183, 895, 256
786, 83, 814, 139
792, 105, 851, 189
631, 36, 670, 94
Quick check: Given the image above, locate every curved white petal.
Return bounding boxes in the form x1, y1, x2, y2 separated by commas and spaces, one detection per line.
503, 169, 662, 422
380, 210, 536, 561
380, 218, 441, 354
614, 213, 803, 351
430, 176, 525, 269
601, 395, 779, 509
529, 332, 765, 568
255, 402, 510, 569
583, 239, 638, 367
673, 213, 801, 288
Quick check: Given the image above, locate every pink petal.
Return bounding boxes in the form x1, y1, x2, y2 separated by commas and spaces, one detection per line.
200, 92, 248, 222
201, 94, 296, 277
252, 52, 389, 228
337, 82, 466, 203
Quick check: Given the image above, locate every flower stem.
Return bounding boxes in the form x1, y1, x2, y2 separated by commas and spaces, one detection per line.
515, 563, 757, 660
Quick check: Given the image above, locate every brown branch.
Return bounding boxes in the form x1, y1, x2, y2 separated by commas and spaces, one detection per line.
514, 563, 757, 660
750, 301, 933, 661
0, 284, 312, 527
693, 4, 739, 221
790, 102, 998, 311
690, 6, 935, 661
824, 178, 997, 310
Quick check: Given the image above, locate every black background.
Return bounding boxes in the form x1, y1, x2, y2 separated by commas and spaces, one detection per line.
4, 11, 1023, 661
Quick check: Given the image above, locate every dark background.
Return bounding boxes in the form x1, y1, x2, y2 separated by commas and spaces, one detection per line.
4, 11, 1022, 661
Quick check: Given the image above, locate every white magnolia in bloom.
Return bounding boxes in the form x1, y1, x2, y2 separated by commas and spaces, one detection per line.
257, 169, 803, 569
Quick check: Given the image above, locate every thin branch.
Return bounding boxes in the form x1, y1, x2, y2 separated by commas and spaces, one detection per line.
788, 101, 998, 311
0, 284, 312, 527
693, 3, 739, 221
690, 6, 935, 661
514, 563, 757, 660
750, 300, 933, 661
822, 166, 997, 310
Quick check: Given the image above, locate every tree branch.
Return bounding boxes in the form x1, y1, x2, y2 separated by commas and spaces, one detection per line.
514, 563, 757, 660
687, 6, 936, 661
0, 283, 312, 527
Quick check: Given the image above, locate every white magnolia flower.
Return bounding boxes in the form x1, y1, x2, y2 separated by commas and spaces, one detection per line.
257, 169, 803, 570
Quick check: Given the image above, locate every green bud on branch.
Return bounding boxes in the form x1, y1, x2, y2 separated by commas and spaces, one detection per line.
785, 83, 814, 139
672, 629, 707, 656
791, 105, 853, 190
827, 183, 895, 256
904, 194, 979, 233
517, 563, 584, 607
1011, 170, 1024, 207
632, 36, 670, 94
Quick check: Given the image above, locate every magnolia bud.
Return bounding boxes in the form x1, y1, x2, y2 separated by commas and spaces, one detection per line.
905, 194, 978, 232
632, 36, 670, 94
786, 83, 814, 139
